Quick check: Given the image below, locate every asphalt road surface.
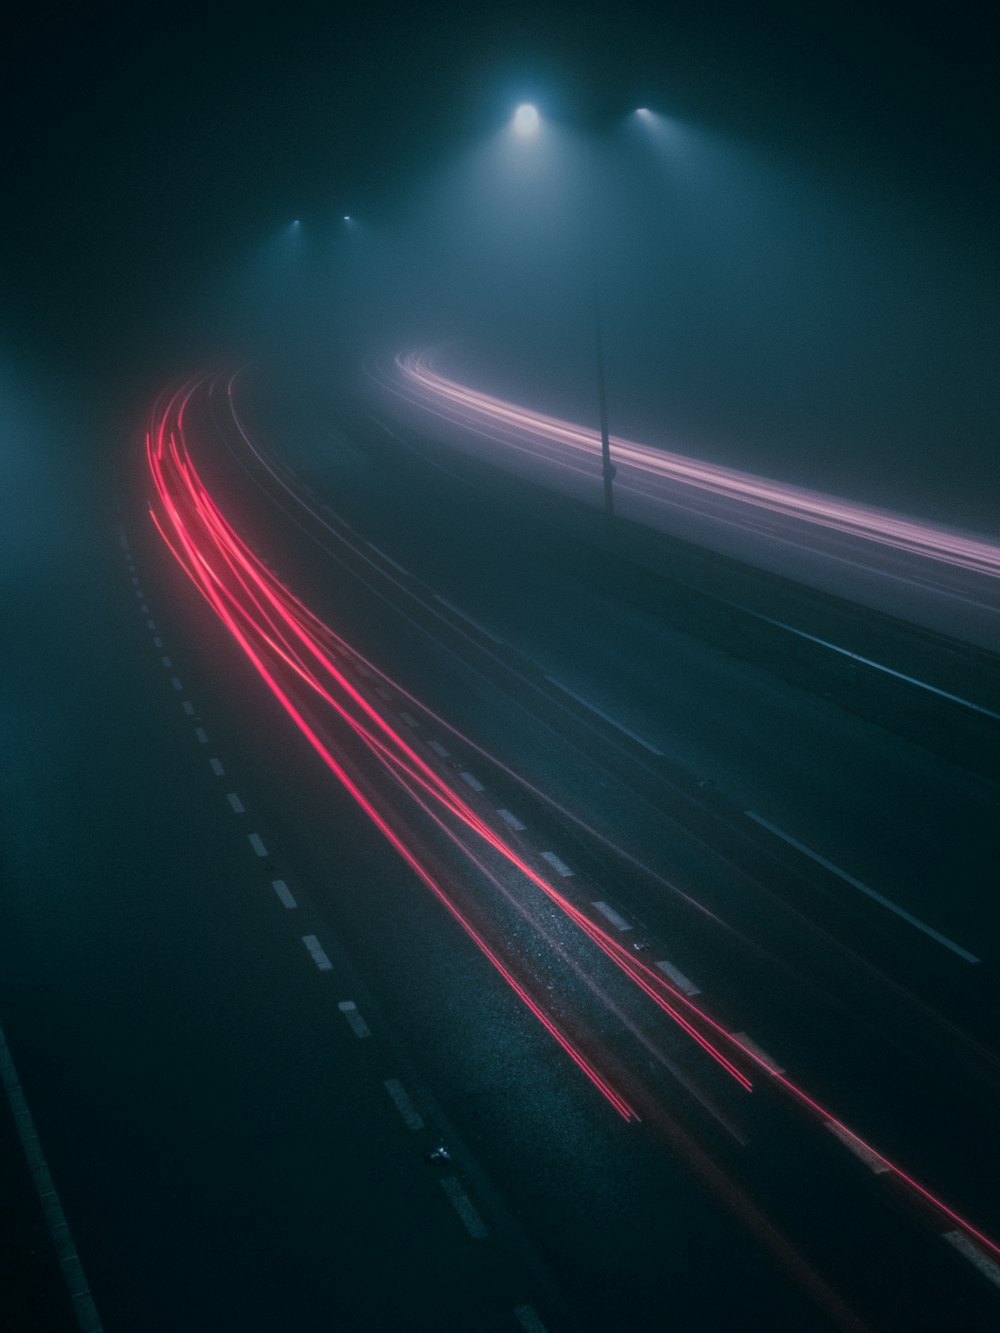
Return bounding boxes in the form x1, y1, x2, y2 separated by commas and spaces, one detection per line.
3, 363, 999, 1331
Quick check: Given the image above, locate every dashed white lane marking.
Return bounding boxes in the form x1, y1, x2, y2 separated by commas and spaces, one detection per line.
459, 770, 485, 792
498, 808, 526, 832
440, 1176, 488, 1240
302, 935, 333, 971
745, 811, 979, 964
375, 685, 392, 701
338, 1000, 371, 1038
271, 879, 297, 909
0, 1021, 105, 1333
944, 1232, 1000, 1288
182, 701, 196, 716
153, 637, 163, 649
826, 1123, 889, 1174
592, 899, 631, 929
146, 618, 157, 631
432, 593, 504, 644
209, 758, 225, 777
400, 712, 419, 728
384, 1078, 424, 1130
514, 1306, 549, 1333
130, 575, 139, 586
226, 792, 245, 814
194, 727, 209, 744
540, 851, 574, 878
545, 675, 665, 756
655, 959, 701, 996
160, 656, 172, 668
169, 676, 183, 691
732, 1032, 785, 1074
428, 739, 450, 758
140, 604, 150, 615
366, 542, 409, 576
248, 833, 268, 858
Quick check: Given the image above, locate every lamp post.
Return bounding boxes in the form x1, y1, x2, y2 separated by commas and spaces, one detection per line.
513, 105, 615, 524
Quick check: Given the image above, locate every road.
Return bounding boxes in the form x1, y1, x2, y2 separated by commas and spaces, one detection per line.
2, 363, 999, 1330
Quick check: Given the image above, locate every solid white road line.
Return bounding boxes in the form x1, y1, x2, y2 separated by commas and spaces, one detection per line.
271, 879, 297, 909
545, 675, 665, 756
944, 1231, 1000, 1288
338, 1001, 371, 1039
745, 810, 979, 963
302, 935, 332, 971
459, 771, 485, 792
0, 1021, 104, 1333
248, 833, 267, 857
540, 851, 574, 878
826, 1122, 889, 1174
655, 959, 701, 996
440, 1176, 488, 1240
194, 727, 209, 744
497, 808, 526, 832
226, 792, 245, 814
592, 900, 631, 930
732, 1032, 785, 1074
432, 594, 504, 644
383, 1078, 424, 1131
209, 758, 225, 777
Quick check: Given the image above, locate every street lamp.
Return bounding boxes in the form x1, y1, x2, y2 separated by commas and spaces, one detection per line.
512, 105, 616, 523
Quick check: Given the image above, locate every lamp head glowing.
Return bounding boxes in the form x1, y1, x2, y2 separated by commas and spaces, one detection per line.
512, 103, 540, 136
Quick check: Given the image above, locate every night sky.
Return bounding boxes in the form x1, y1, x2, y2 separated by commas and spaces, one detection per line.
1, 1, 997, 517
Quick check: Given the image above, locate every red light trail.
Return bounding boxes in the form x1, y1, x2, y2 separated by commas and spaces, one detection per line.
144, 375, 1000, 1265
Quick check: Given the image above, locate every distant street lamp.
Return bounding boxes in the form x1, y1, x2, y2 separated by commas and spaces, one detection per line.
513, 106, 615, 523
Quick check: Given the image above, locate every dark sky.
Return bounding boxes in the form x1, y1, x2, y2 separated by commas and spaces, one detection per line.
2, 0, 998, 521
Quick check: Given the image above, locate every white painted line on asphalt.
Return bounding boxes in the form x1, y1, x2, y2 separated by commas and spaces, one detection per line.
592, 899, 631, 929
272, 879, 297, 909
375, 685, 392, 701
248, 833, 268, 857
130, 575, 139, 586
753, 612, 1000, 722
745, 811, 979, 964
440, 1176, 488, 1240
338, 1000, 371, 1039
366, 542, 409, 576
182, 701, 195, 716
428, 740, 450, 758
160, 656, 172, 668
354, 663, 372, 679
194, 727, 209, 744
944, 1231, 1000, 1288
170, 676, 183, 691
226, 792, 245, 814
400, 712, 419, 728
209, 758, 225, 777
655, 959, 701, 996
146, 618, 156, 631
433, 594, 504, 644
826, 1123, 889, 1174
541, 851, 575, 878
732, 1032, 785, 1074
514, 1306, 549, 1333
302, 935, 332, 971
384, 1078, 424, 1130
497, 808, 526, 832
459, 771, 485, 792
140, 604, 150, 615
0, 1021, 105, 1333
153, 637, 163, 649
545, 675, 665, 756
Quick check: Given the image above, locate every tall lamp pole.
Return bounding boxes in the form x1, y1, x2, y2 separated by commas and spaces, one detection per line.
514, 105, 615, 524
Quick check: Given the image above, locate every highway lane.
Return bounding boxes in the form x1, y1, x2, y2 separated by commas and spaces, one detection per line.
148, 375, 1000, 1333
371, 349, 1000, 655
1, 428, 568, 1330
